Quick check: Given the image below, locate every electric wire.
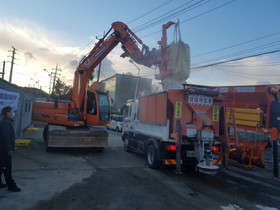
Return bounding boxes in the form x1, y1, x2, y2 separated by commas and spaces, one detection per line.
192, 31, 280, 58
126, 0, 173, 25
141, 0, 236, 38
213, 66, 280, 81
60, 1, 176, 71
132, 0, 208, 32
191, 49, 280, 69
214, 67, 280, 77
192, 40, 280, 66
59, 0, 216, 71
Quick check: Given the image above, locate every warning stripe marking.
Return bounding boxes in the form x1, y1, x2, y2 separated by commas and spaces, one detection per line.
164, 160, 183, 165
212, 159, 222, 165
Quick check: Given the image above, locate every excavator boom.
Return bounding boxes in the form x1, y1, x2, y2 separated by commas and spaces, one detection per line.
71, 22, 150, 112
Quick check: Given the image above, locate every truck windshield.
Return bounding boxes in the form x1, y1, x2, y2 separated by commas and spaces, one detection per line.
98, 93, 110, 121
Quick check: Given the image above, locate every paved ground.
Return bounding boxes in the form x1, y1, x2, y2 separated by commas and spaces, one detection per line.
0, 124, 280, 210
0, 126, 125, 210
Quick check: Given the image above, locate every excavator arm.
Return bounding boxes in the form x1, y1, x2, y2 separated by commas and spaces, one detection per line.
71, 21, 153, 112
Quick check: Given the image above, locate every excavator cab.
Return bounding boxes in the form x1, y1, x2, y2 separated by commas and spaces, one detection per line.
85, 90, 110, 125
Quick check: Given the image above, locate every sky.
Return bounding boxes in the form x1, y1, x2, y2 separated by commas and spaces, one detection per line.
0, 0, 280, 93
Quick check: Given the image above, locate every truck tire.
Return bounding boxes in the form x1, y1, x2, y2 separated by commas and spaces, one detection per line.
116, 127, 120, 132
146, 145, 161, 169
46, 146, 53, 152
124, 136, 131, 152
93, 147, 104, 153
43, 124, 49, 142
45, 138, 52, 152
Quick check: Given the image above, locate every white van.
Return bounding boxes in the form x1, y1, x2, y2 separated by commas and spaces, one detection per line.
106, 115, 123, 132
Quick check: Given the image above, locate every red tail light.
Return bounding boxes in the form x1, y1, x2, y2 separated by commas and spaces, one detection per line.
166, 145, 177, 151
212, 146, 219, 152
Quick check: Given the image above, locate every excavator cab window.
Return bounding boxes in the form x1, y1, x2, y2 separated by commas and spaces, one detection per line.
87, 92, 97, 115
97, 92, 110, 122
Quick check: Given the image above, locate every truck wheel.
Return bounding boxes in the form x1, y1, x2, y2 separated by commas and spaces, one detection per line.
45, 140, 53, 152
46, 146, 53, 152
146, 145, 161, 169
116, 127, 120, 132
124, 136, 131, 152
43, 124, 49, 142
93, 147, 104, 153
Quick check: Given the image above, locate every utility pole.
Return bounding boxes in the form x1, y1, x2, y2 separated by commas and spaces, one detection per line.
1, 61, 5, 79
9, 46, 17, 83
52, 63, 61, 94
44, 69, 53, 94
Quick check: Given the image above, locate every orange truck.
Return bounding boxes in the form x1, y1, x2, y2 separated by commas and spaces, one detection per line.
122, 85, 223, 174
121, 21, 223, 174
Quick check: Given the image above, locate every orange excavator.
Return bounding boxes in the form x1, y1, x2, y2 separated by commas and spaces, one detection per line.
32, 21, 163, 151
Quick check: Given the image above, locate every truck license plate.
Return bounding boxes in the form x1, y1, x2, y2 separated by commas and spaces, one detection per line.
186, 151, 195, 157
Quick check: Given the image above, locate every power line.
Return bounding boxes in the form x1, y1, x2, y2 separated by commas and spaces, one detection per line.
180, 0, 236, 24
191, 49, 280, 69
60, 0, 230, 71
191, 40, 280, 66
214, 67, 280, 77
60, 1, 175, 71
60, 40, 94, 69
218, 63, 280, 67
141, 0, 236, 38
213, 66, 280, 81
133, 0, 209, 33
126, 0, 173, 25
192, 31, 280, 58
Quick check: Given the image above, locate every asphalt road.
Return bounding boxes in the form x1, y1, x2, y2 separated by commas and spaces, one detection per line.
0, 126, 279, 210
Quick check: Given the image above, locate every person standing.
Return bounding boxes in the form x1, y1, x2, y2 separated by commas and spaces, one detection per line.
0, 106, 21, 192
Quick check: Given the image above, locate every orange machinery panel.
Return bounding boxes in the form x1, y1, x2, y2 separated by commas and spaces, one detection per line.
147, 93, 156, 123
138, 92, 167, 124
218, 84, 280, 129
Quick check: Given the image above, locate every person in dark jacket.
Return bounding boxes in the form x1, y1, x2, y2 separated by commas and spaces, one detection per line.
0, 106, 21, 192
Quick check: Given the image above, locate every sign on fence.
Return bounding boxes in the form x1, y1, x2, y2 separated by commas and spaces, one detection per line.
0, 87, 20, 114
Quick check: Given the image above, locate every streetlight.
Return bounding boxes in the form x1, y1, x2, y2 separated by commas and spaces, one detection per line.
44, 69, 52, 94
30, 78, 39, 89
129, 59, 140, 99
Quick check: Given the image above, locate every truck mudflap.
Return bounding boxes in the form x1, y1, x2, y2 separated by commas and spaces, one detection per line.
47, 125, 108, 148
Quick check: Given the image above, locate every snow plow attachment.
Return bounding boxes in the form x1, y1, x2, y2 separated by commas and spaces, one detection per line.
229, 139, 269, 168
